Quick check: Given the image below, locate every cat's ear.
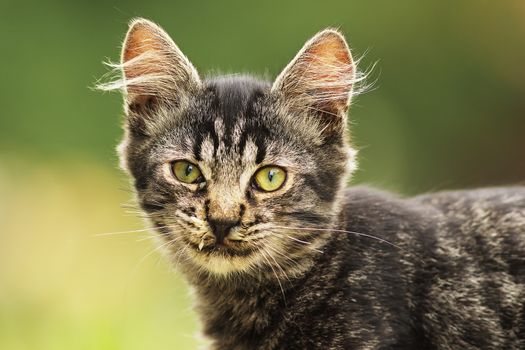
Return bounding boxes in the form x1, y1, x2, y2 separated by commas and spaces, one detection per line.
271, 29, 356, 136
118, 18, 200, 120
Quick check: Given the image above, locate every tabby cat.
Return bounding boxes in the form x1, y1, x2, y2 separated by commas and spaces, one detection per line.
99, 18, 525, 349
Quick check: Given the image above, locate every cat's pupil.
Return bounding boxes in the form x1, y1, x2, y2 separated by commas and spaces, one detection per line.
185, 164, 193, 177
268, 169, 275, 182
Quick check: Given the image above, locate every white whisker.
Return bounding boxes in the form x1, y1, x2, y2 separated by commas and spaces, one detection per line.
269, 230, 324, 254
93, 226, 166, 237
259, 248, 287, 304
272, 225, 405, 252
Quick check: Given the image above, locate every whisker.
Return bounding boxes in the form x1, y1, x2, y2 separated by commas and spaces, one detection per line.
259, 248, 287, 304
264, 246, 291, 284
265, 244, 301, 268
272, 225, 404, 252
136, 234, 159, 242
173, 244, 190, 267
124, 236, 181, 284
93, 226, 167, 237
269, 230, 324, 254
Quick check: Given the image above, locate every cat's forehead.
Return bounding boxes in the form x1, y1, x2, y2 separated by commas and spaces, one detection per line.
203, 75, 271, 118
170, 76, 287, 164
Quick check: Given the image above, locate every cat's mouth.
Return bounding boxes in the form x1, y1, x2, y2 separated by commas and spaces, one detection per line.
186, 240, 262, 275
189, 240, 255, 257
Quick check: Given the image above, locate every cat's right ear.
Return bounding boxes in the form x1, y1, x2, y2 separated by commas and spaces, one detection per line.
101, 18, 200, 135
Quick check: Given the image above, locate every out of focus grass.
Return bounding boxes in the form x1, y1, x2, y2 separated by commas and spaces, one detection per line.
0, 159, 199, 350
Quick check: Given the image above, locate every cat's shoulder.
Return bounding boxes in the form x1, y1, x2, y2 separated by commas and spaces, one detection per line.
340, 186, 431, 226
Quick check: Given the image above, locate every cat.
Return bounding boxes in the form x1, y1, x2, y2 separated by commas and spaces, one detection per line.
99, 18, 525, 349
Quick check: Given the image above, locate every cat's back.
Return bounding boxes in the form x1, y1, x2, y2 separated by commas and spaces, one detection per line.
412, 187, 525, 348
412, 186, 525, 280
413, 186, 525, 218
341, 186, 525, 349
341, 185, 525, 279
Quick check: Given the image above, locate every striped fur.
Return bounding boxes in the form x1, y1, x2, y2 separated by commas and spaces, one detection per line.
99, 19, 525, 349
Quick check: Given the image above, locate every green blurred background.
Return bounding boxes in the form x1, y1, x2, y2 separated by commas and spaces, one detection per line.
1, 1, 524, 349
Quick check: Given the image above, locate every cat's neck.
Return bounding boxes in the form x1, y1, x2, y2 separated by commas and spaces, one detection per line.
186, 232, 347, 348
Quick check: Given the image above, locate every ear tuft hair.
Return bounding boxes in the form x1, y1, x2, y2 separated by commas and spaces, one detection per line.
97, 18, 200, 115
272, 29, 364, 134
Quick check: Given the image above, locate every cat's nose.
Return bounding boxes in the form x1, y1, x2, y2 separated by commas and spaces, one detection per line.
208, 219, 237, 244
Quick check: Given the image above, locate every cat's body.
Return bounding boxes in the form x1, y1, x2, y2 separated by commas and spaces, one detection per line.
192, 186, 525, 349
100, 19, 525, 349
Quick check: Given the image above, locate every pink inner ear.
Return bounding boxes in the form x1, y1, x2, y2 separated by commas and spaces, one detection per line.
273, 30, 355, 119
306, 34, 352, 68
115, 19, 200, 103
122, 24, 170, 80
123, 25, 155, 63
303, 34, 354, 112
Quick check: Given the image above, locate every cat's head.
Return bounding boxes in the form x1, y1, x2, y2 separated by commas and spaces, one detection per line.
101, 19, 359, 278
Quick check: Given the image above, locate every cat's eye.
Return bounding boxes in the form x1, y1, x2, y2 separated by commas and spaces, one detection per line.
171, 160, 203, 184
253, 166, 287, 192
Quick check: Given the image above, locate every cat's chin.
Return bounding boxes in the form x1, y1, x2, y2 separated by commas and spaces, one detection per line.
186, 244, 261, 275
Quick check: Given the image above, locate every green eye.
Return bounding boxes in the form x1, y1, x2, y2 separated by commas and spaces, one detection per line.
254, 166, 287, 192
172, 160, 203, 184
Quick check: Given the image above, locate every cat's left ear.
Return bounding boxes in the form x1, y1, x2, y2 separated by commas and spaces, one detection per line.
272, 29, 356, 136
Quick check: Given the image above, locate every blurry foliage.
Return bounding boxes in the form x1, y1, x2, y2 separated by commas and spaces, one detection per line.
1, 1, 524, 349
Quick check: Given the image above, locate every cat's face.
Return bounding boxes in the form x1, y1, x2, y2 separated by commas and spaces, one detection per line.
104, 19, 357, 277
